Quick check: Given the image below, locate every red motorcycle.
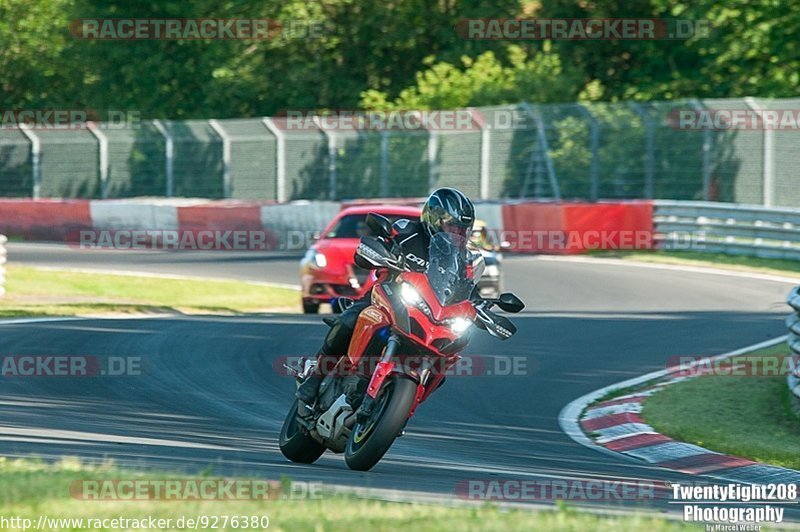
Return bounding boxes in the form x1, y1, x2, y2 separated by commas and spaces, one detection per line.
279, 214, 524, 471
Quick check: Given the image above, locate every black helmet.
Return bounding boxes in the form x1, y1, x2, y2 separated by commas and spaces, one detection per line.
421, 187, 475, 238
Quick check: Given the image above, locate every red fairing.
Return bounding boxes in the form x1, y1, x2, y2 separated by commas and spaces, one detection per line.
366, 361, 396, 399
395, 272, 477, 355
347, 283, 393, 366
346, 269, 477, 423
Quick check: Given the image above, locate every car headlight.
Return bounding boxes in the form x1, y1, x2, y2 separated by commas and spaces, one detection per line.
447, 317, 473, 334
313, 252, 327, 268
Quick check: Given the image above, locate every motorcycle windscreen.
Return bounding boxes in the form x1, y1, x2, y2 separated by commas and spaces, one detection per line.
426, 232, 477, 306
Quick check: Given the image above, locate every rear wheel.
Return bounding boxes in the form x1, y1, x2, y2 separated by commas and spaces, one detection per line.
344, 376, 417, 471
279, 401, 326, 463
302, 301, 320, 314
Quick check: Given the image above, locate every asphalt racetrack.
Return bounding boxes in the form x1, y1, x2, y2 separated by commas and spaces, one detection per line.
2, 243, 796, 516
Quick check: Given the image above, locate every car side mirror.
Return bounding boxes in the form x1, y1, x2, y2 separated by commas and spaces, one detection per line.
496, 293, 524, 313
366, 213, 394, 238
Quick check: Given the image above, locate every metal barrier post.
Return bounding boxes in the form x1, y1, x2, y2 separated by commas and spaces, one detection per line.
262, 118, 287, 202
152, 120, 174, 197
427, 130, 439, 192
380, 130, 390, 197
629, 103, 654, 199
313, 116, 337, 200
87, 122, 109, 198
0, 234, 6, 297
521, 102, 561, 200
745, 98, 775, 207
786, 286, 800, 400
690, 100, 714, 201
18, 124, 41, 199
577, 104, 600, 201
468, 107, 491, 200
208, 119, 232, 198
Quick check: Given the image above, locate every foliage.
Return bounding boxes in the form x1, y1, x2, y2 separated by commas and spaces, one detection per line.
0, 0, 796, 117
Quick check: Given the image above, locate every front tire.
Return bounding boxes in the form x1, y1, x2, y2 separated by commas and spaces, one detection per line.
344, 376, 417, 471
279, 401, 326, 463
302, 301, 320, 314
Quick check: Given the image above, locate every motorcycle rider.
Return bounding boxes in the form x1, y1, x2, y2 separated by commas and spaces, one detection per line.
296, 187, 476, 406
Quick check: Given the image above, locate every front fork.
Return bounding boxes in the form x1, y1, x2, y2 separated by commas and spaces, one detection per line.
355, 333, 399, 422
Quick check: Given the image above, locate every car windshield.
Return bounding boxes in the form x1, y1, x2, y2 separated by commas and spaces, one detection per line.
324, 214, 418, 239
426, 232, 481, 305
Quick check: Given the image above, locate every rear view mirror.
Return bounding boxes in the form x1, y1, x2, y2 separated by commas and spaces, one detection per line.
366, 213, 394, 238
496, 293, 524, 313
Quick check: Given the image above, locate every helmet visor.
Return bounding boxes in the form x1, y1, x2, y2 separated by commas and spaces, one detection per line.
441, 221, 469, 239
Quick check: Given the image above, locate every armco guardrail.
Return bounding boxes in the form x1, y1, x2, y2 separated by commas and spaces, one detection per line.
787, 286, 800, 400
655, 200, 800, 260
0, 234, 6, 297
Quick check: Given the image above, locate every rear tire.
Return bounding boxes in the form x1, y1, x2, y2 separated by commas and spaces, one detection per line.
279, 401, 326, 463
344, 376, 417, 471
302, 301, 320, 314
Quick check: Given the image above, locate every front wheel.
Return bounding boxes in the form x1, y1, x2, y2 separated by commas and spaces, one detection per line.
344, 376, 417, 471
302, 301, 320, 314
279, 401, 326, 463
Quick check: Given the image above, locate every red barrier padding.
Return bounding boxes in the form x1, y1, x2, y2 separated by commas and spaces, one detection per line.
562, 202, 654, 253
501, 202, 565, 253
0, 199, 92, 241
177, 202, 279, 250
500, 201, 653, 254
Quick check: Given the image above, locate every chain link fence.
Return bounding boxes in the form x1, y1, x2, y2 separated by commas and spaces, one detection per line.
1, 98, 797, 206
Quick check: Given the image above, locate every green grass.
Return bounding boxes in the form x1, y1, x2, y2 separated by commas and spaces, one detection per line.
0, 458, 688, 531
592, 250, 800, 278
642, 346, 800, 470
0, 265, 300, 317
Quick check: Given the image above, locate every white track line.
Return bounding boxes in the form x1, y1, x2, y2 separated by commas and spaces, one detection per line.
16, 265, 301, 290
535, 255, 800, 285
558, 335, 788, 460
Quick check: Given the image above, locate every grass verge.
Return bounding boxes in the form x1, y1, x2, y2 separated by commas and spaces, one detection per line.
641, 345, 800, 471
0, 265, 300, 317
0, 458, 687, 531
591, 250, 800, 278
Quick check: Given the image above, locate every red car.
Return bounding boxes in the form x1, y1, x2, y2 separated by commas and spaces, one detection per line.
300, 205, 421, 313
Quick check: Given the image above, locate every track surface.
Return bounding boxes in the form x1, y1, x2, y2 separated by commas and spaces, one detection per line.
2, 243, 796, 516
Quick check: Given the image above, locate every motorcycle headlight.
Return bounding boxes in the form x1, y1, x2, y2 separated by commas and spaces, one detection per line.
447, 317, 473, 334
313, 252, 327, 268
400, 283, 433, 317
400, 282, 422, 305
